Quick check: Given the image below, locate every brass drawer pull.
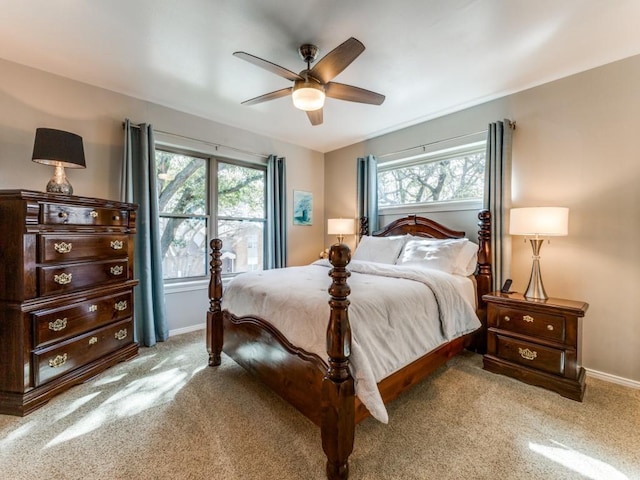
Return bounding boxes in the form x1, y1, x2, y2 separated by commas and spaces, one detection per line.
110, 265, 124, 276
58, 211, 68, 219
547, 325, 554, 331
523, 315, 534, 323
54, 273, 72, 285
113, 215, 120, 221
89, 304, 98, 312
504, 316, 510, 322
54, 242, 72, 254
518, 347, 537, 361
90, 210, 98, 218
114, 300, 128, 311
48, 353, 68, 368
110, 240, 124, 250
89, 336, 98, 345
115, 329, 128, 341
48, 318, 68, 331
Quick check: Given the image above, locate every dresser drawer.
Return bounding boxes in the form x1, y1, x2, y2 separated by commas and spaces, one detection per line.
495, 334, 565, 376
33, 318, 134, 386
38, 234, 129, 263
38, 259, 129, 296
494, 306, 565, 343
40, 203, 129, 227
32, 290, 133, 348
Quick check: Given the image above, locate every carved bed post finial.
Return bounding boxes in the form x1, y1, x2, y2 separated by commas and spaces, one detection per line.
359, 216, 369, 239
322, 243, 355, 480
207, 238, 224, 366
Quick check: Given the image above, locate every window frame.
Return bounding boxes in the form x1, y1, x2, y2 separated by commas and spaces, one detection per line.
155, 145, 267, 284
377, 140, 487, 215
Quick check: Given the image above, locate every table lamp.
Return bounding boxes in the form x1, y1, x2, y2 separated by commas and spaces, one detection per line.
32, 128, 86, 194
509, 207, 569, 300
327, 218, 354, 244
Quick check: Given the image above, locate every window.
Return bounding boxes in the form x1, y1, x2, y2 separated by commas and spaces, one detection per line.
156, 148, 266, 281
377, 142, 486, 209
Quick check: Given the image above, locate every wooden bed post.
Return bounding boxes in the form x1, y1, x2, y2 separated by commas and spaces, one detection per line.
473, 209, 492, 354
207, 239, 224, 366
321, 243, 355, 480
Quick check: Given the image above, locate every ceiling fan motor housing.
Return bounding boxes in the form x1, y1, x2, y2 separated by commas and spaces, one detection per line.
298, 44, 319, 64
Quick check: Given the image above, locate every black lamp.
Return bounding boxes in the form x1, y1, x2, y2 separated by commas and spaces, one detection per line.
32, 128, 86, 194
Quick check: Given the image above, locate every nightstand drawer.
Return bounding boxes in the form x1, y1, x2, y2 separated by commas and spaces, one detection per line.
494, 306, 565, 343
495, 335, 565, 376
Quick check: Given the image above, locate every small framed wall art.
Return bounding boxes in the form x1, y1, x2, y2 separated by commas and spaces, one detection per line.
293, 190, 313, 226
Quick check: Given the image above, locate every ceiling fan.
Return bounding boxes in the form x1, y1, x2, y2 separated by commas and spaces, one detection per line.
233, 37, 385, 126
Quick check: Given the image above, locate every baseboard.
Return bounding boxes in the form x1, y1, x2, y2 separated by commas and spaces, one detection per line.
586, 368, 640, 389
169, 323, 205, 337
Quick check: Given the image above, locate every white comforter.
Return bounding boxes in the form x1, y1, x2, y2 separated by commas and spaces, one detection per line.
222, 259, 481, 423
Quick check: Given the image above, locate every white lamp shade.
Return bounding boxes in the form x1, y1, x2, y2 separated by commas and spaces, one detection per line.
327, 218, 355, 235
509, 207, 569, 236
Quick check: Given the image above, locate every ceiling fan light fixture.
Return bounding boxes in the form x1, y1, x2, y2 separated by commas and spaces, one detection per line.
292, 80, 325, 111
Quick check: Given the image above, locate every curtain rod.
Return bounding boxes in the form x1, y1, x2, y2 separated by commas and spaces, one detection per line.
126, 122, 270, 159
375, 130, 488, 159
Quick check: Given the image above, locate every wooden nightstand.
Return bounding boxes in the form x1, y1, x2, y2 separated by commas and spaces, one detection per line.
482, 292, 588, 401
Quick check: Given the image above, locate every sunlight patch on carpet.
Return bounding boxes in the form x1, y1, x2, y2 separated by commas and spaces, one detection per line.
529, 440, 629, 480
54, 392, 102, 421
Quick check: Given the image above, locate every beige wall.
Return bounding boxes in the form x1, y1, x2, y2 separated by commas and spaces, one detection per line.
325, 54, 640, 385
0, 58, 325, 331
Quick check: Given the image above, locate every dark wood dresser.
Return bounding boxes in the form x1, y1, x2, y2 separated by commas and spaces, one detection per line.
482, 291, 588, 401
0, 190, 139, 416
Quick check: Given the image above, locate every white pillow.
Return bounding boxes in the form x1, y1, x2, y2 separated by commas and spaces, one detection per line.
352, 235, 406, 264
396, 238, 467, 274
455, 240, 479, 276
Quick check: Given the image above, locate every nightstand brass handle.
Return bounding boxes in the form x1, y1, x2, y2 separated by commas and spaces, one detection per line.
49, 318, 67, 331
54, 273, 72, 285
518, 347, 537, 361
115, 329, 127, 341
547, 325, 554, 331
523, 315, 534, 323
90, 210, 98, 218
504, 316, 510, 322
49, 353, 67, 368
89, 336, 98, 345
113, 215, 120, 221
89, 304, 98, 312
54, 242, 72, 254
58, 211, 68, 219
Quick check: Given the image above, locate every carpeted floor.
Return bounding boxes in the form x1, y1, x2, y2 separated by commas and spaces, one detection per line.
1, 330, 638, 480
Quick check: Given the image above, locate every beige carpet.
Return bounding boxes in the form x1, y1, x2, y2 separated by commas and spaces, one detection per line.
1, 330, 638, 480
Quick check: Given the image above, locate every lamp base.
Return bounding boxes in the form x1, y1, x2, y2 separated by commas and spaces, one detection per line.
45, 165, 73, 195
524, 238, 548, 300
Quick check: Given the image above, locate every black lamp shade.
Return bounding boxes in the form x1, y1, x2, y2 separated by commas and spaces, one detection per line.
32, 128, 86, 168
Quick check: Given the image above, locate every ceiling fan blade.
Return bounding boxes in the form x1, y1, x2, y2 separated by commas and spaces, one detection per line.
306, 108, 323, 126
241, 87, 292, 106
325, 82, 385, 105
233, 51, 303, 82
309, 37, 365, 84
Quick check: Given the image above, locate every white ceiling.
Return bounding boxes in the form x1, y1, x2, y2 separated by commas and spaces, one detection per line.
1, 0, 640, 153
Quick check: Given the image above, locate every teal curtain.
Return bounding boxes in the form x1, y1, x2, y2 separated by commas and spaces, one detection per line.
266, 155, 287, 268
484, 119, 515, 291
121, 119, 169, 347
356, 155, 378, 235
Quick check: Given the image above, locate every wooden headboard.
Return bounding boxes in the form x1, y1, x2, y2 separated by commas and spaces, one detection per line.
364, 212, 492, 353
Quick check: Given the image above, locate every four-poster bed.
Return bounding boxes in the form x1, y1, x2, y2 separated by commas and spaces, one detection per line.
206, 211, 492, 479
